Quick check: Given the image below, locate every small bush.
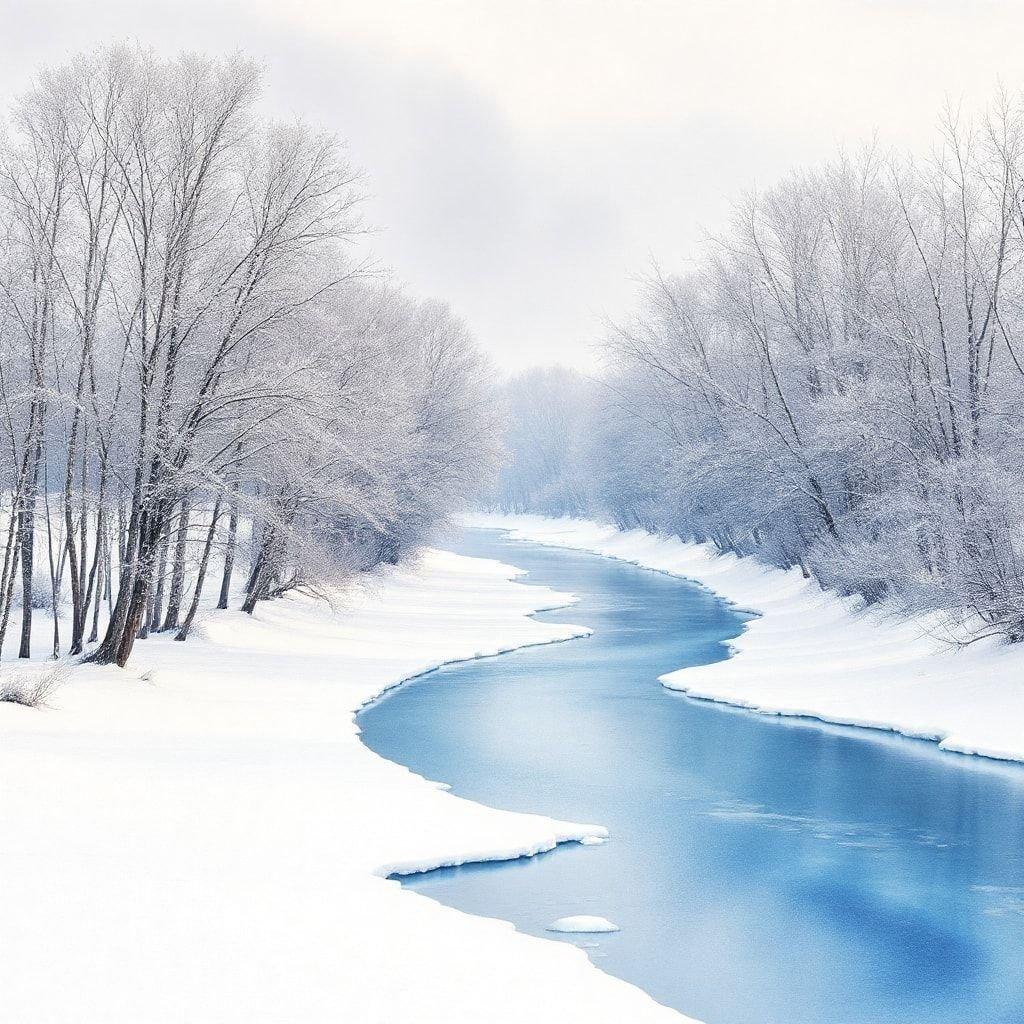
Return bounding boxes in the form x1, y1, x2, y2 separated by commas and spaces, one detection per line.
0, 665, 69, 708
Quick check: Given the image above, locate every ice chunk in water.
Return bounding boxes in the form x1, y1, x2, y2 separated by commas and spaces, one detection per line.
547, 916, 619, 933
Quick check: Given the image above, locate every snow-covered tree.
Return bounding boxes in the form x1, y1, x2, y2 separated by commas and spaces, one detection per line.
496, 96, 1024, 642
0, 45, 499, 667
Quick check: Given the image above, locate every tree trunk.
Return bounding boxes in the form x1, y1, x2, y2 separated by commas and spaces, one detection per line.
44, 486, 61, 659
111, 509, 164, 668
18, 493, 37, 660
82, 507, 104, 646
64, 429, 86, 655
0, 542, 21, 658
89, 495, 143, 665
217, 491, 238, 610
241, 534, 272, 615
0, 497, 21, 659
88, 515, 104, 645
148, 526, 170, 632
161, 497, 191, 631
177, 498, 222, 641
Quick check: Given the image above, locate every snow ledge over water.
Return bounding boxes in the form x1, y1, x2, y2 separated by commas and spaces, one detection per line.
470, 513, 1024, 766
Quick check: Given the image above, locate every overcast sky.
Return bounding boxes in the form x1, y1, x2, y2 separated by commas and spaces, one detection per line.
2, 0, 1023, 371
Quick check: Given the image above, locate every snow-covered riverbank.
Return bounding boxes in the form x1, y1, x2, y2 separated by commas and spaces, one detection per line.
0, 550, 688, 1024
472, 514, 1024, 764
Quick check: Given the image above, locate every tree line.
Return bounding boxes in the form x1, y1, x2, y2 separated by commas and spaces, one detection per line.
0, 46, 496, 668
496, 96, 1024, 643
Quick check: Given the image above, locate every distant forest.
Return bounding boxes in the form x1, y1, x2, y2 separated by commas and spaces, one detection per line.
496, 97, 1024, 643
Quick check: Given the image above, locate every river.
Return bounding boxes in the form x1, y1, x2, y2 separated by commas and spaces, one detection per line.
358, 528, 1024, 1024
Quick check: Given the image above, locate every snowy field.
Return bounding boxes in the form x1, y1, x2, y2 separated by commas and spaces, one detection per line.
0, 550, 689, 1024
473, 514, 1024, 764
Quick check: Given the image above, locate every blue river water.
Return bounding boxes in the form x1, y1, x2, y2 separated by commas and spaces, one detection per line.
357, 529, 1024, 1024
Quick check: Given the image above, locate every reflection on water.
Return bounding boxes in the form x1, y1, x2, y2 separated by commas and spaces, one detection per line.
358, 529, 1024, 1024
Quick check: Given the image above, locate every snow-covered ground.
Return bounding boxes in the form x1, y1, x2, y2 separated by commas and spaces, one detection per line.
472, 514, 1024, 764
0, 549, 689, 1024
10, 511, 1019, 1024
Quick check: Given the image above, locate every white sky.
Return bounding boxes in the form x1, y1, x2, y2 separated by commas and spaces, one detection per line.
2, 0, 1023, 371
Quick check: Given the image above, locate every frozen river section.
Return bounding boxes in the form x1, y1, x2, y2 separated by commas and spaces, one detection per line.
359, 529, 1024, 1024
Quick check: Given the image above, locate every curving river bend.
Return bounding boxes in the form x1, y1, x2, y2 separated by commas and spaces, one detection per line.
358, 528, 1024, 1024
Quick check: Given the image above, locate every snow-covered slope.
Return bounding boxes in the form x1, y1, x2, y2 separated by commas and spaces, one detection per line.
0, 550, 689, 1024
472, 514, 1024, 764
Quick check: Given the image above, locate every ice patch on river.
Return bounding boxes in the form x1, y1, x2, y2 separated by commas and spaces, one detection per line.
548, 916, 620, 933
